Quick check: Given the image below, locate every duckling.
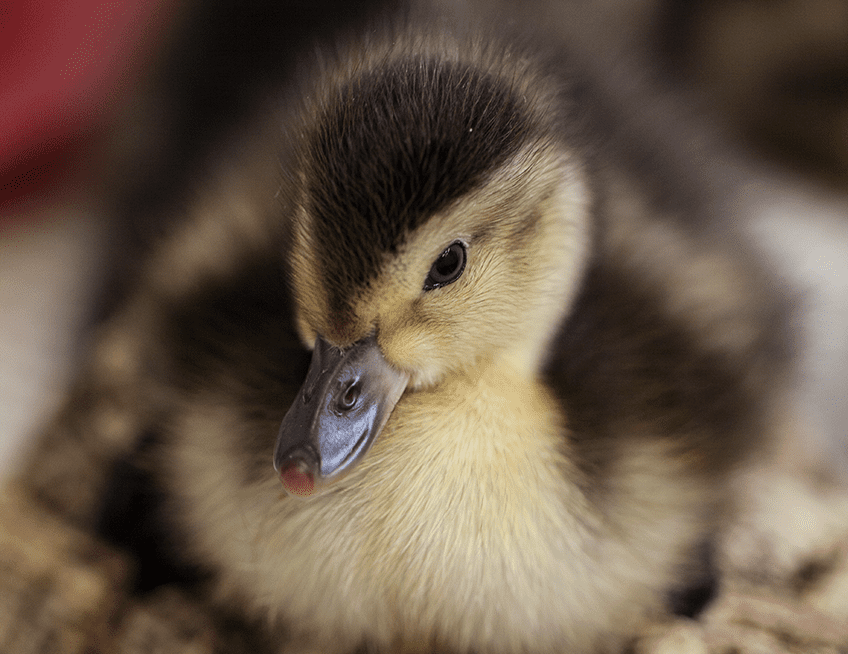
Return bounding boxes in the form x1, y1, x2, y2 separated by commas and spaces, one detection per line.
20, 15, 793, 654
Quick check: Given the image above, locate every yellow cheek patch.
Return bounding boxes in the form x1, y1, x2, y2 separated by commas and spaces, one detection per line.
379, 327, 444, 386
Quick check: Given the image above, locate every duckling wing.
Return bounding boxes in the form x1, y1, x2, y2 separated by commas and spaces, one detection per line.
540, 164, 794, 616
17, 119, 313, 572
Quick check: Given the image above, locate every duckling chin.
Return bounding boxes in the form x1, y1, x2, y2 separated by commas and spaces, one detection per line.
22, 15, 793, 654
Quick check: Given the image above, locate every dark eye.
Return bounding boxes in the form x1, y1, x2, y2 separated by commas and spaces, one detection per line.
423, 241, 467, 291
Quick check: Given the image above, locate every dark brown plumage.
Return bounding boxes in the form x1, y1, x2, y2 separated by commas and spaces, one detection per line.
309, 57, 534, 298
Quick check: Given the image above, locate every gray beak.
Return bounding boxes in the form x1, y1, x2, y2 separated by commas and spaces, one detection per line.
273, 334, 409, 496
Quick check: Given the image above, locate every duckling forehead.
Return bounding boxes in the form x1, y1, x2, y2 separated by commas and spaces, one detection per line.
302, 56, 537, 315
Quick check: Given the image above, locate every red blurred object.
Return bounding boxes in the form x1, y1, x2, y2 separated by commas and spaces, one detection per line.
0, 0, 171, 218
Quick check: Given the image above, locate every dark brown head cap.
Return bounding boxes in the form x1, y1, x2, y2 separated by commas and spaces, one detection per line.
298, 45, 553, 316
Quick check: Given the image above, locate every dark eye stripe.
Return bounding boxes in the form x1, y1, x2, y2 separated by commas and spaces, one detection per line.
423, 241, 467, 291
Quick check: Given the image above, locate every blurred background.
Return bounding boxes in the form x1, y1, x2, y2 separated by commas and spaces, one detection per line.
1, 0, 846, 481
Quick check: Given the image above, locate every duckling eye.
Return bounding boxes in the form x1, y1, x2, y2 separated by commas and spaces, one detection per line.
423, 241, 467, 291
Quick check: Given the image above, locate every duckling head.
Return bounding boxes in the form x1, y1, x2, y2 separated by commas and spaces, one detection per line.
274, 39, 591, 496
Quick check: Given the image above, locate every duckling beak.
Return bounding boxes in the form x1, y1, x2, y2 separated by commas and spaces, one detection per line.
273, 334, 409, 496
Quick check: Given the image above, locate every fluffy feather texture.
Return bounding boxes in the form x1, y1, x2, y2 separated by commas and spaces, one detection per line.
20, 14, 793, 654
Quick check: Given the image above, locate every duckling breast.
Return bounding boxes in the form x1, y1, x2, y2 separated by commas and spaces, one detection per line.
165, 357, 707, 654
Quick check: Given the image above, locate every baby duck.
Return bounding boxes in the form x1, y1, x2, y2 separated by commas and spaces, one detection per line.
21, 17, 792, 654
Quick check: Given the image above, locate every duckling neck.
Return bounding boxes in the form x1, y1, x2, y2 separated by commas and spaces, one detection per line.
355, 358, 600, 650
375, 357, 580, 499
365, 354, 589, 541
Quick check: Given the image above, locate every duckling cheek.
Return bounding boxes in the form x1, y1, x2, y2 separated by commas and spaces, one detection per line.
379, 325, 451, 387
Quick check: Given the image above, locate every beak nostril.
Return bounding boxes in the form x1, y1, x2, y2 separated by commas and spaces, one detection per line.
339, 381, 360, 411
